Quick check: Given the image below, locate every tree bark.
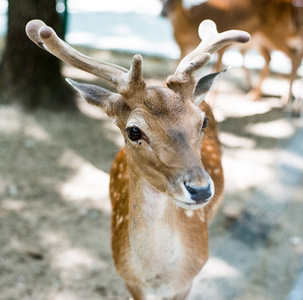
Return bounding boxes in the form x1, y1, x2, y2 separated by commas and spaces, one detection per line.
0, 0, 76, 110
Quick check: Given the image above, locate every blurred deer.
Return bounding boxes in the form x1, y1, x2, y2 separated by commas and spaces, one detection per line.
161, 0, 303, 103
26, 19, 249, 299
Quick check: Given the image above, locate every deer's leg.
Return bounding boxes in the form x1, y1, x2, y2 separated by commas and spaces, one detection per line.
286, 47, 303, 105
127, 284, 191, 300
205, 47, 226, 106
168, 286, 191, 300
239, 48, 253, 91
248, 46, 271, 101
126, 283, 146, 300
260, 33, 300, 104
214, 48, 224, 72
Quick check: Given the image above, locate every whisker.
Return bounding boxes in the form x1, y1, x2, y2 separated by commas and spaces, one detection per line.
204, 103, 222, 115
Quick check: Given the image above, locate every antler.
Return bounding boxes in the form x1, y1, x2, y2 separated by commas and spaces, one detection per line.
25, 20, 145, 94
166, 20, 250, 96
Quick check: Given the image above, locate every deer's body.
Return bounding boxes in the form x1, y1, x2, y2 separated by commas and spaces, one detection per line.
163, 0, 257, 58
26, 19, 249, 299
110, 100, 223, 298
111, 150, 209, 298
162, 0, 303, 102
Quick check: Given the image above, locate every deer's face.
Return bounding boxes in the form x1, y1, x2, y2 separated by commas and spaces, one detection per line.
119, 87, 214, 210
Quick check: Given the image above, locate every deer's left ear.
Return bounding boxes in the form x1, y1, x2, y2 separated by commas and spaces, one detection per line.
193, 68, 228, 106
66, 79, 125, 118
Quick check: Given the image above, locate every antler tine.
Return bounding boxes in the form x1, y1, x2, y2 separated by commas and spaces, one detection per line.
167, 20, 250, 92
25, 20, 144, 92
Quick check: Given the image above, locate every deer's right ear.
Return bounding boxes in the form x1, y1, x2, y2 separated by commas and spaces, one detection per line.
66, 79, 125, 118
193, 68, 228, 106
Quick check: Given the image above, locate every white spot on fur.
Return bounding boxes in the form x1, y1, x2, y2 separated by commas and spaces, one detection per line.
117, 216, 123, 225
214, 168, 221, 175
185, 210, 194, 218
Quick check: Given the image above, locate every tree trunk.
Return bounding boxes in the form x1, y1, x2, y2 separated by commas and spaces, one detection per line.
0, 0, 76, 110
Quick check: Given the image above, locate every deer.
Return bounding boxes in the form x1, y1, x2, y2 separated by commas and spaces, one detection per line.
161, 0, 303, 104
26, 19, 249, 299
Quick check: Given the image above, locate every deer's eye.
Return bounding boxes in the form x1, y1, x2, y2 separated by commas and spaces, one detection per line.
126, 126, 142, 141
202, 117, 209, 132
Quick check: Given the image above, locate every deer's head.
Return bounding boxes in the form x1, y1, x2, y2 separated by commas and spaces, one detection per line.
26, 19, 249, 210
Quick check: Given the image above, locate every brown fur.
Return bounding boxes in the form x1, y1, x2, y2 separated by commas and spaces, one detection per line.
109, 100, 223, 299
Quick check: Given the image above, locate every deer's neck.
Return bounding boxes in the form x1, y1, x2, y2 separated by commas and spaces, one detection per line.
168, 2, 201, 57
125, 168, 209, 294
169, 2, 192, 30
169, 2, 186, 22
128, 172, 182, 268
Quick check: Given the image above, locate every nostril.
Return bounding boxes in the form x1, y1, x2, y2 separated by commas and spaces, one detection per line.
184, 183, 212, 202
184, 184, 198, 196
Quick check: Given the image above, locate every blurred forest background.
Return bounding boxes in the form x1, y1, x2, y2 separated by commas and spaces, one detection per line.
0, 0, 303, 299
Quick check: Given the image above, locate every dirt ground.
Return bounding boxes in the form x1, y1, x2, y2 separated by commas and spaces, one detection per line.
0, 51, 303, 300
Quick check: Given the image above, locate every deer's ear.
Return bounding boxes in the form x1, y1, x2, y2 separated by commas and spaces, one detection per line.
66, 79, 125, 118
193, 68, 228, 106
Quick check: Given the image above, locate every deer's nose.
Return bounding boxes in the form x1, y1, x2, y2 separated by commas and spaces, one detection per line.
184, 183, 213, 203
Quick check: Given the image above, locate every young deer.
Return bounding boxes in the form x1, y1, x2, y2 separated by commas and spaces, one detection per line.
162, 0, 303, 103
26, 19, 249, 299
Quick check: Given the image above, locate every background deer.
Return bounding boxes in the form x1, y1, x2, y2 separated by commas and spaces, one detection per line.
161, 0, 303, 103
26, 19, 249, 299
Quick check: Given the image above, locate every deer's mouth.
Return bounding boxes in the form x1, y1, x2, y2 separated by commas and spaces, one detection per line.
173, 198, 209, 210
